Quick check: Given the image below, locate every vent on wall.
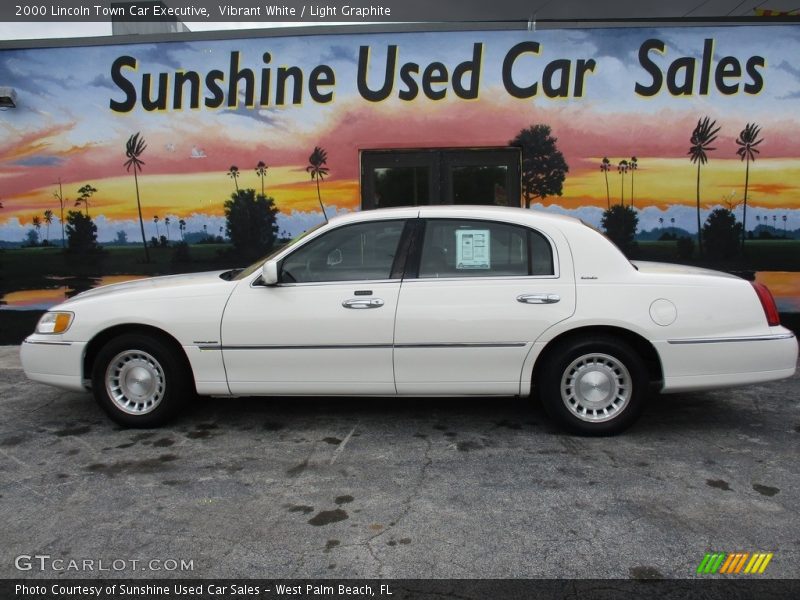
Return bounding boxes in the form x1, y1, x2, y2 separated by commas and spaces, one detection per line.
0, 87, 17, 109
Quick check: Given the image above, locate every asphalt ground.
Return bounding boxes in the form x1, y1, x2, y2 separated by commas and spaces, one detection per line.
1, 346, 798, 580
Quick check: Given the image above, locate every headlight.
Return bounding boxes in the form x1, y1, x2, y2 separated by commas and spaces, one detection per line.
35, 312, 74, 334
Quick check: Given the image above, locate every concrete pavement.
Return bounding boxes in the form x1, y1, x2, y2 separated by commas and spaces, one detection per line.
1, 346, 798, 579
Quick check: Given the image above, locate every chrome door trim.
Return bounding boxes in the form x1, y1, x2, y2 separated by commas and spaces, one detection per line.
667, 333, 795, 345
214, 341, 528, 351
394, 342, 528, 349
217, 343, 394, 351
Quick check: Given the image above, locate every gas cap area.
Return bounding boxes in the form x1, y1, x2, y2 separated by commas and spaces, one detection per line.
649, 298, 677, 326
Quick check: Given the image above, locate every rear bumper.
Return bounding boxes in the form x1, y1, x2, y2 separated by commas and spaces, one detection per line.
657, 329, 797, 393
20, 337, 88, 392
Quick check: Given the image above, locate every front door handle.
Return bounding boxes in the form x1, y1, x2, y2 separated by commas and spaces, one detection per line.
517, 293, 560, 304
342, 298, 385, 309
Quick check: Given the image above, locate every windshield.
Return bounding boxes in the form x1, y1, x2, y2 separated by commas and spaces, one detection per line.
231, 223, 327, 281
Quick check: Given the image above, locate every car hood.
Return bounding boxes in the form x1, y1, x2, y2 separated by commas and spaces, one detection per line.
630, 261, 743, 280
59, 270, 233, 305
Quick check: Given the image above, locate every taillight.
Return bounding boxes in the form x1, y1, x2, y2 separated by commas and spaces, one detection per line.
751, 282, 781, 326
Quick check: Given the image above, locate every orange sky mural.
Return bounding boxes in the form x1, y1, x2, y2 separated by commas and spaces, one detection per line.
1, 25, 800, 241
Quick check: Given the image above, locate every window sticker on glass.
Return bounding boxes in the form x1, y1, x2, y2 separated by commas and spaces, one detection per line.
456, 229, 490, 269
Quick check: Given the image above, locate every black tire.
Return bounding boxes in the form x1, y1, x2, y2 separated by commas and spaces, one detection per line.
91, 333, 191, 427
535, 335, 648, 436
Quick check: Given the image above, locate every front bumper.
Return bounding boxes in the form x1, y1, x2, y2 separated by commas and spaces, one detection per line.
20, 337, 88, 392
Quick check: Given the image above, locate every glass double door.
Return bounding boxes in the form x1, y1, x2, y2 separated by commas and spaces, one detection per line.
361, 148, 521, 210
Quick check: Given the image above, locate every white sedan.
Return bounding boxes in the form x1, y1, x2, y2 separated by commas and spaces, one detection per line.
21, 206, 798, 435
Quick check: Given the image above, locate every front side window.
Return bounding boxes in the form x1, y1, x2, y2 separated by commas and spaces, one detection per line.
280, 220, 405, 283
418, 219, 554, 278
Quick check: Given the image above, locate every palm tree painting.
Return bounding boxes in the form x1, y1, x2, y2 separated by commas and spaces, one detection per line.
629, 156, 638, 209
227, 165, 240, 193
75, 184, 97, 217
600, 157, 611, 209
688, 116, 720, 256
43, 209, 53, 243
306, 146, 330, 223
255, 161, 268, 197
153, 215, 160, 239
124, 132, 150, 262
53, 179, 66, 248
735, 122, 763, 251
179, 218, 186, 241
617, 160, 629, 206
164, 216, 171, 241
32, 215, 42, 240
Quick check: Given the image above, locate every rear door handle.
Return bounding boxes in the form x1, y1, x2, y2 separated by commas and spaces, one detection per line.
342, 298, 385, 309
517, 294, 560, 304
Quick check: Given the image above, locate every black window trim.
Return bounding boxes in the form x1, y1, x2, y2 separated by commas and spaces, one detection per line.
267, 218, 413, 286
248, 216, 559, 287
391, 219, 424, 280
400, 217, 560, 281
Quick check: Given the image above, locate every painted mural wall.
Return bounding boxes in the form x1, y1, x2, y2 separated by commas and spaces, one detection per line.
1, 25, 799, 312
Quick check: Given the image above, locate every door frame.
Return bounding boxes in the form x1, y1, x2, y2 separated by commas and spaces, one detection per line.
360, 151, 440, 210
360, 147, 521, 210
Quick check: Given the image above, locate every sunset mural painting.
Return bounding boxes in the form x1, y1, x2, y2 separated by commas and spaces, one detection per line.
0, 24, 799, 324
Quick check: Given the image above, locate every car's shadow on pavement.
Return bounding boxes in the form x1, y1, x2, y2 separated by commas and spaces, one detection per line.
174, 381, 795, 439
182, 393, 564, 436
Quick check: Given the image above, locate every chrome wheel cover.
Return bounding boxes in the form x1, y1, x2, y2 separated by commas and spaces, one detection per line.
560, 353, 631, 423
105, 350, 166, 415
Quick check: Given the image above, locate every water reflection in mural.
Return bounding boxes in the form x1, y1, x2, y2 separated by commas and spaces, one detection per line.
0, 275, 146, 310
755, 272, 800, 313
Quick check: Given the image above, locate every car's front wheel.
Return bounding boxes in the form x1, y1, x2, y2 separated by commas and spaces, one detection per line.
91, 333, 190, 427
536, 335, 648, 435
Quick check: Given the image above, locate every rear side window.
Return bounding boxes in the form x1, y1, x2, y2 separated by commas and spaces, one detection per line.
418, 219, 554, 278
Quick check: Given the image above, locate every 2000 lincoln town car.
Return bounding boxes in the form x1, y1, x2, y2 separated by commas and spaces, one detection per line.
21, 206, 798, 435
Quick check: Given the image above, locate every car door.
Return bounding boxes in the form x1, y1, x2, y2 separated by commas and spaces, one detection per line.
221, 218, 409, 395
393, 216, 575, 395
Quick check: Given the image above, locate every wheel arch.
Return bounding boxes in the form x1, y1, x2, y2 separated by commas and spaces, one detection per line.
531, 325, 663, 391
82, 324, 196, 392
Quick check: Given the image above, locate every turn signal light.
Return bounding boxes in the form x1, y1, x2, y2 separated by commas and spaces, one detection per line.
35, 312, 74, 334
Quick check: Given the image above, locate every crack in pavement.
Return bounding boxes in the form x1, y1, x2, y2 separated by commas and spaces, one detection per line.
362, 435, 434, 576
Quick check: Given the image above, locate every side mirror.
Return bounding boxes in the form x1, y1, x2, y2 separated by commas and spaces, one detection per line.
261, 260, 279, 285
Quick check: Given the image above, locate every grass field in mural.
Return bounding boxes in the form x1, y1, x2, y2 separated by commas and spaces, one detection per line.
1, 24, 800, 331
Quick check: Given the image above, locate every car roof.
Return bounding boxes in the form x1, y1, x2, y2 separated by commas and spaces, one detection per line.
327, 205, 581, 227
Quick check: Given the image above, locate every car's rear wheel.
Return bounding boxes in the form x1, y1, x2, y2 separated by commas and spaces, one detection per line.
91, 333, 190, 427
536, 335, 648, 435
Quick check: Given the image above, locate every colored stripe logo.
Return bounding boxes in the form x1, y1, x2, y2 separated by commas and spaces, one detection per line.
697, 552, 774, 574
